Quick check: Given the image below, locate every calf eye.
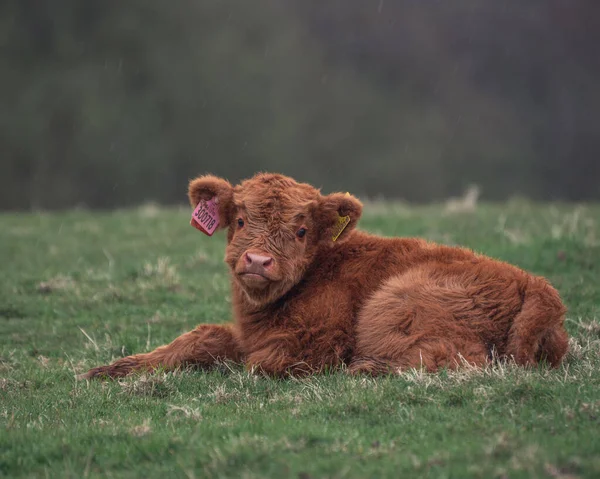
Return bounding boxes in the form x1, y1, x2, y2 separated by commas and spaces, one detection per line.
237, 218, 245, 228
296, 227, 307, 239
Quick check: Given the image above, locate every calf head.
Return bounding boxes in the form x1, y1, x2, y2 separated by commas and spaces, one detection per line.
188, 173, 362, 307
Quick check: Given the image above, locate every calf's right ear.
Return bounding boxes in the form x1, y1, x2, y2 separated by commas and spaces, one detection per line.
188, 175, 234, 229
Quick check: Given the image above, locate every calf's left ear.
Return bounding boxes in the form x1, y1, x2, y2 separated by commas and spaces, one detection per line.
188, 174, 234, 229
315, 192, 363, 244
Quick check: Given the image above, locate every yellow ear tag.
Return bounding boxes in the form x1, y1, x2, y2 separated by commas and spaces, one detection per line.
330, 193, 352, 241
332, 214, 350, 241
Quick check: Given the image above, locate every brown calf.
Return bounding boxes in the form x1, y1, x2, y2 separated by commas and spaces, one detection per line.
81, 173, 568, 379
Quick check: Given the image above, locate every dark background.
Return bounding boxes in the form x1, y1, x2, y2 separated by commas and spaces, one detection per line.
2, 0, 599, 210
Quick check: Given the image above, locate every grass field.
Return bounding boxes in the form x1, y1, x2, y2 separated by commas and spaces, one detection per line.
1, 201, 599, 478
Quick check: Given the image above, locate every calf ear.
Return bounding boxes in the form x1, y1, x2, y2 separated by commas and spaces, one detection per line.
315, 192, 363, 244
188, 175, 234, 229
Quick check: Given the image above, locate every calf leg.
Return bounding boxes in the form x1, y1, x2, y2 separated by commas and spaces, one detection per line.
352, 270, 491, 375
79, 324, 243, 379
350, 336, 489, 375
536, 327, 569, 367
506, 277, 568, 367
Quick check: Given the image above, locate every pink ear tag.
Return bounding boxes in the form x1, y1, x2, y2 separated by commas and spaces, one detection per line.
190, 197, 220, 236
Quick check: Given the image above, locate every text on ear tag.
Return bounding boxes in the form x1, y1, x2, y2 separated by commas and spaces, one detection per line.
332, 214, 350, 241
191, 197, 220, 236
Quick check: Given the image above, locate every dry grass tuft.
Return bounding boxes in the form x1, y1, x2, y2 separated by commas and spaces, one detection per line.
130, 419, 152, 437
0, 352, 16, 372
0, 378, 32, 393
495, 214, 530, 244
188, 250, 209, 266
37, 275, 76, 294
137, 202, 162, 218
361, 199, 414, 218
205, 384, 251, 404
550, 206, 585, 241
73, 222, 101, 234
119, 373, 175, 398
140, 257, 180, 289
564, 327, 600, 371
37, 355, 50, 368
573, 318, 600, 337
444, 185, 481, 214
167, 404, 202, 421
544, 463, 580, 479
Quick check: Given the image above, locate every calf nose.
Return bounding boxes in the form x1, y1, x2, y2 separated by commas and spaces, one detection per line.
244, 252, 273, 269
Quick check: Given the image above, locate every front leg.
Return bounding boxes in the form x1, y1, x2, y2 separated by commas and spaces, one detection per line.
79, 324, 243, 379
246, 349, 309, 377
246, 341, 348, 377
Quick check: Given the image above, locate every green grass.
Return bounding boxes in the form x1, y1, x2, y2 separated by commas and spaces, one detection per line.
1, 200, 599, 478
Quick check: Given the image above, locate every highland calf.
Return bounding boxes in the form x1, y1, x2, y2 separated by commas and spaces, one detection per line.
81, 173, 568, 379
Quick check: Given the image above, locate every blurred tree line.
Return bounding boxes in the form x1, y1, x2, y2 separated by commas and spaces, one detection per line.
1, 0, 599, 210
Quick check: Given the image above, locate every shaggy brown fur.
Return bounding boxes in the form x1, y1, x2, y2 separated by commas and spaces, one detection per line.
81, 173, 568, 379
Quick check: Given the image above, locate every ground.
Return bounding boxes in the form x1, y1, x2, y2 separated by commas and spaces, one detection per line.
1, 200, 599, 478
